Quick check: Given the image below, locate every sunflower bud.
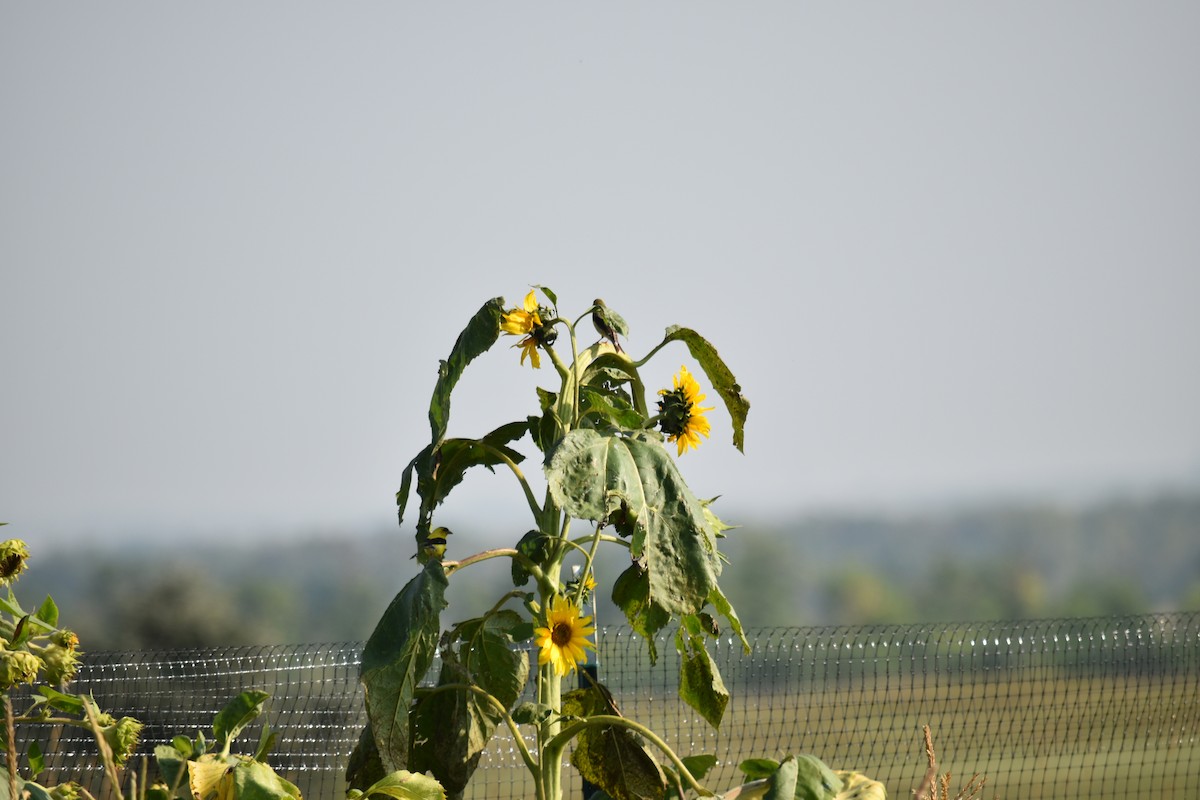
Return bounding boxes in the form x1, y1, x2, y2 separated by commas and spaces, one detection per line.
100, 716, 144, 766
51, 630, 80, 651
0, 539, 30, 586
49, 782, 84, 800
0, 647, 42, 690
35, 642, 81, 685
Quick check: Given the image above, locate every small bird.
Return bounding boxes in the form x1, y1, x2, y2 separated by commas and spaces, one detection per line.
591, 298, 629, 353
413, 526, 452, 562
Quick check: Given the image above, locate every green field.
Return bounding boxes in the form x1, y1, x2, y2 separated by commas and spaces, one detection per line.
460, 672, 1200, 799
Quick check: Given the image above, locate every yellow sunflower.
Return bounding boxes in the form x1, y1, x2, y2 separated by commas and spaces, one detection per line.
534, 595, 596, 677
657, 365, 715, 455
501, 290, 541, 336
501, 290, 554, 369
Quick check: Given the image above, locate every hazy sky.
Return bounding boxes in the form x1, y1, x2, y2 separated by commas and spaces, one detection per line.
3, 4, 1198, 546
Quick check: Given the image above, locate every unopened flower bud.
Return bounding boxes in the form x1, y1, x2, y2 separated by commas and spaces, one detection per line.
51, 630, 80, 651
49, 782, 84, 800
37, 642, 81, 685
101, 716, 143, 766
0, 539, 30, 585
0, 647, 42, 689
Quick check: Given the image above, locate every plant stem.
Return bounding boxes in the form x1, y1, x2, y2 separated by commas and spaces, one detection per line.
82, 697, 125, 799
632, 336, 672, 368
443, 548, 544, 584
4, 697, 18, 800
572, 523, 605, 607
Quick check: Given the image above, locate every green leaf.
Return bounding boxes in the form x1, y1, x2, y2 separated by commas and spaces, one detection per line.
0, 779, 53, 800
676, 632, 729, 729
26, 741, 44, 780
395, 445, 430, 529
212, 690, 270, 754
36, 686, 84, 715
793, 754, 844, 800
154, 744, 189, 792
707, 585, 750, 654
738, 758, 782, 780
578, 386, 645, 429
34, 596, 57, 629
532, 284, 558, 309
511, 529, 550, 587
409, 616, 529, 796
0, 588, 22, 618
428, 297, 505, 444
562, 686, 666, 800
660, 326, 750, 452
663, 754, 718, 800
360, 770, 447, 800
346, 726, 387, 794
401, 421, 529, 547
610, 565, 670, 664
527, 387, 562, 454
547, 429, 722, 618
680, 754, 718, 781
361, 561, 449, 773
510, 702, 554, 725
765, 756, 799, 800
253, 724, 278, 763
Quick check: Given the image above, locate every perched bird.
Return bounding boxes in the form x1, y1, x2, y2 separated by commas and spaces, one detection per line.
413, 526, 452, 562
591, 298, 629, 353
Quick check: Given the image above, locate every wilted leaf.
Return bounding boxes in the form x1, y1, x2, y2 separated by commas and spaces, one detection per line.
428, 297, 505, 444
610, 565, 670, 664
359, 770, 446, 800
512, 529, 551, 587
399, 421, 528, 543
547, 430, 722, 618
660, 326, 749, 452
409, 614, 529, 796
676, 633, 729, 729
360, 562, 448, 773
188, 755, 302, 800
562, 687, 666, 800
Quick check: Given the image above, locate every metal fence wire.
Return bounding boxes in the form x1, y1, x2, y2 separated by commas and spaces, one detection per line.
20, 611, 1200, 799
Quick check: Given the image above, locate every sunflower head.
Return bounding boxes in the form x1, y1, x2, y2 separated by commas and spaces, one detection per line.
501, 290, 557, 369
534, 595, 596, 677
657, 366, 715, 455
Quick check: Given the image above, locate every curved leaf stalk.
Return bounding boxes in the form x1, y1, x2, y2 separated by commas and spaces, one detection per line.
475, 441, 544, 524
418, 683, 542, 794
572, 523, 605, 608
544, 341, 571, 383
545, 714, 714, 798
444, 548, 546, 587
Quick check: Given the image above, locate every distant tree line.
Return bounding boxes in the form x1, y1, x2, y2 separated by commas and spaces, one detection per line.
20, 491, 1200, 651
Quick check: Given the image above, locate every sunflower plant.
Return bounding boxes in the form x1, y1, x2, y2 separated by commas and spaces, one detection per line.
348, 290, 752, 800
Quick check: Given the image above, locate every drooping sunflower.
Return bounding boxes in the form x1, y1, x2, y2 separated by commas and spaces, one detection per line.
501, 290, 556, 369
657, 365, 715, 456
534, 595, 596, 677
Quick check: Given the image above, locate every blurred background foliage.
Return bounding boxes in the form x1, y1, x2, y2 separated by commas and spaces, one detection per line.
21, 491, 1200, 652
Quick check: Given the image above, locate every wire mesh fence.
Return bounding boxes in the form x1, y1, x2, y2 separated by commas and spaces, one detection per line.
19, 611, 1200, 799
